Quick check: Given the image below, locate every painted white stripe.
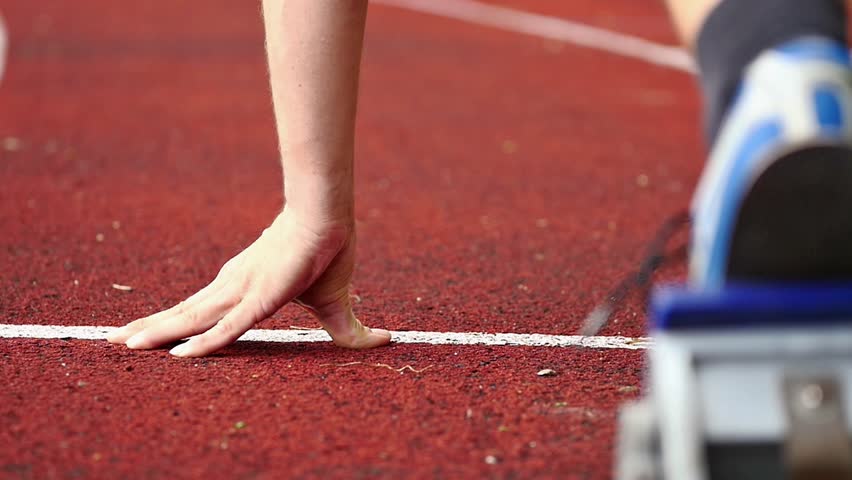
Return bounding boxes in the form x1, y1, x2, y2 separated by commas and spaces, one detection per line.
0, 15, 7, 81
371, 0, 695, 73
0, 324, 651, 350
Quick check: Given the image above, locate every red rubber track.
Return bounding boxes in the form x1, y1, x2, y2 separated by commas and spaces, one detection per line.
2, 340, 643, 479
0, 0, 700, 478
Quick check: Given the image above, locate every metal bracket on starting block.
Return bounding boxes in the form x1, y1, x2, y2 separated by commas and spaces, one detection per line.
783, 376, 852, 480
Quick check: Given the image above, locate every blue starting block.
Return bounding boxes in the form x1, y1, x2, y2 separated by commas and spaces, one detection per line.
616, 283, 852, 480
653, 283, 852, 330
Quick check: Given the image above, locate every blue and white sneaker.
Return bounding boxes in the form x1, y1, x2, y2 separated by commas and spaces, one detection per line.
690, 37, 852, 289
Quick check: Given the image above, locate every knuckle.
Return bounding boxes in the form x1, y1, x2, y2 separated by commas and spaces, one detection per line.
173, 300, 189, 316
248, 296, 271, 321
218, 261, 235, 277
230, 276, 252, 297
214, 320, 236, 337
178, 306, 202, 327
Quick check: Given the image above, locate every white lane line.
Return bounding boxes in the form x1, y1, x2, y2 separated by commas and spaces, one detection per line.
0, 15, 7, 81
371, 0, 695, 73
0, 324, 651, 350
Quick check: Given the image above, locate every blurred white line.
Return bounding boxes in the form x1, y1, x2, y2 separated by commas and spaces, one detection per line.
0, 14, 7, 81
0, 323, 651, 349
372, 0, 695, 73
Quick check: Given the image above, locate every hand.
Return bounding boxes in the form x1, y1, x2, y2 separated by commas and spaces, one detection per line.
107, 208, 391, 357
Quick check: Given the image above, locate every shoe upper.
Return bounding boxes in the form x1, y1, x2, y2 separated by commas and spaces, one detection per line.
689, 37, 852, 289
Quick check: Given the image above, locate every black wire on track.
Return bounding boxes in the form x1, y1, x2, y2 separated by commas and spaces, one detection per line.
579, 210, 691, 336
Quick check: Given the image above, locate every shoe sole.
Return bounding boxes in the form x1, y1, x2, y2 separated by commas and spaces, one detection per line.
727, 144, 852, 282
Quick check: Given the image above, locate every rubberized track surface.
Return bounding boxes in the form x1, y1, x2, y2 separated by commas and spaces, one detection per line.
1, 1, 701, 478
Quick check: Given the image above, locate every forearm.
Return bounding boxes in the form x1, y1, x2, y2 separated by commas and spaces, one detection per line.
262, 0, 368, 222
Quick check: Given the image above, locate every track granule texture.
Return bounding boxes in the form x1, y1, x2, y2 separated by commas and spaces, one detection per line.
2, 340, 644, 479
1, 0, 700, 478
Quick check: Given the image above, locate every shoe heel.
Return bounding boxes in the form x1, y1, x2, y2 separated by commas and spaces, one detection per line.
728, 145, 852, 281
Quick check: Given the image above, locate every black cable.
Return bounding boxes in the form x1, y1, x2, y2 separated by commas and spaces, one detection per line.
579, 210, 691, 336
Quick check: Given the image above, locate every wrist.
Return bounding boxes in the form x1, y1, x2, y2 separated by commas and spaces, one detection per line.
283, 172, 354, 223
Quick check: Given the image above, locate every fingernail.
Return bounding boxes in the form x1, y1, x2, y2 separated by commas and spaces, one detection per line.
125, 333, 146, 349
170, 343, 190, 357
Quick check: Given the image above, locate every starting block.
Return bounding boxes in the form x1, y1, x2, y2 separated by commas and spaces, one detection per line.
616, 283, 852, 480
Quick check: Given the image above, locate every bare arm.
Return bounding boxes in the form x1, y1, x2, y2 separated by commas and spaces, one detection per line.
109, 0, 390, 356
263, 0, 367, 222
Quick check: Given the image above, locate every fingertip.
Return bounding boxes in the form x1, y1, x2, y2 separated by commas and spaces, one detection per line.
125, 333, 147, 349
106, 329, 124, 343
169, 342, 192, 357
343, 327, 392, 349
371, 328, 392, 341
108, 318, 147, 343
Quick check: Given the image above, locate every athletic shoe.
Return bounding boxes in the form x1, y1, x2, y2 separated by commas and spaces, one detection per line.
690, 37, 852, 288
